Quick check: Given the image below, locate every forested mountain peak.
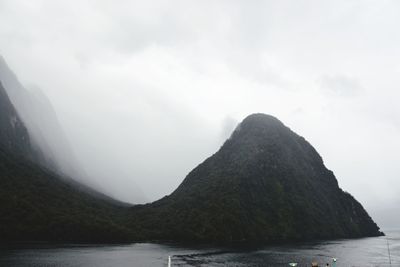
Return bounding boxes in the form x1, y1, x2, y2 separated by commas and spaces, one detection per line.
129, 113, 383, 243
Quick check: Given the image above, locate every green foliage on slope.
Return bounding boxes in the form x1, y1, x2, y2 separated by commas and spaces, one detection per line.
127, 114, 383, 243
0, 106, 383, 244
0, 146, 139, 243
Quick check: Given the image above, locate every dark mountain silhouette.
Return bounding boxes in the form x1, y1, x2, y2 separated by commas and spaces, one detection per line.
0, 68, 383, 244
128, 114, 383, 243
0, 144, 138, 242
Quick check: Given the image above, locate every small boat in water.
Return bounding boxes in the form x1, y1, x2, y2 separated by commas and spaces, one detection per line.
289, 258, 337, 267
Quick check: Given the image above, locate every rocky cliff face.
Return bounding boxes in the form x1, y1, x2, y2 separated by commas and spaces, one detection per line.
0, 81, 43, 162
129, 114, 383, 243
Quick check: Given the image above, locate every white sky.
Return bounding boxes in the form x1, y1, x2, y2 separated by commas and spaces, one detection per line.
1, 0, 399, 227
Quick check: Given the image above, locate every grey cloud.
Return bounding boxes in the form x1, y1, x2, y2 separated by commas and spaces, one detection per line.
220, 116, 239, 142
318, 74, 364, 97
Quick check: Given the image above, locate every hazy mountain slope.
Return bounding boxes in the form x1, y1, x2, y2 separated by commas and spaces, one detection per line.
0, 82, 382, 245
0, 56, 84, 179
0, 144, 138, 242
128, 114, 382, 243
0, 82, 45, 163
0, 80, 137, 242
0, 57, 148, 202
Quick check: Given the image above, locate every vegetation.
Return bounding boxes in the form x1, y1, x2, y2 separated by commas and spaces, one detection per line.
127, 114, 383, 243
0, 93, 383, 245
0, 146, 140, 243
0, 81, 138, 243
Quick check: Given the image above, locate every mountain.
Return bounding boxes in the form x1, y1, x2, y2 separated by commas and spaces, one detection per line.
0, 143, 138, 242
0, 57, 148, 202
128, 114, 383, 243
0, 81, 136, 242
0, 81, 45, 162
1, 76, 383, 245
0, 56, 85, 180
0, 81, 30, 155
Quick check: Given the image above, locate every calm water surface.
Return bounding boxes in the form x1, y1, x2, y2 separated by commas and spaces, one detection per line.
1, 230, 399, 267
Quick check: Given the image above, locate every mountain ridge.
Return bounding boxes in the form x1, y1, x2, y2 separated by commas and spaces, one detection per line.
0, 81, 45, 162
0, 65, 383, 244
127, 113, 383, 243
0, 77, 136, 243
0, 56, 85, 180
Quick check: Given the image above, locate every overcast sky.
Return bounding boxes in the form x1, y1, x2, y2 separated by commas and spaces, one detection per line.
1, 0, 399, 227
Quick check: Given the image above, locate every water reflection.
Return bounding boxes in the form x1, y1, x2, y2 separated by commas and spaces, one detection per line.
0, 230, 398, 267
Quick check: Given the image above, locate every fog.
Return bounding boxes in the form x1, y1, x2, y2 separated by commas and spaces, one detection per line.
0, 0, 399, 227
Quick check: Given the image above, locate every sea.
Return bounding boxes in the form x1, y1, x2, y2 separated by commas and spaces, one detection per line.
0, 230, 398, 267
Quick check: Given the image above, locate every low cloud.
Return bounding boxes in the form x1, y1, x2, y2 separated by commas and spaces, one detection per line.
318, 74, 363, 97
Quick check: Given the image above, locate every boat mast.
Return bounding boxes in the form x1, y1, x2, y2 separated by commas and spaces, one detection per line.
387, 238, 392, 267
